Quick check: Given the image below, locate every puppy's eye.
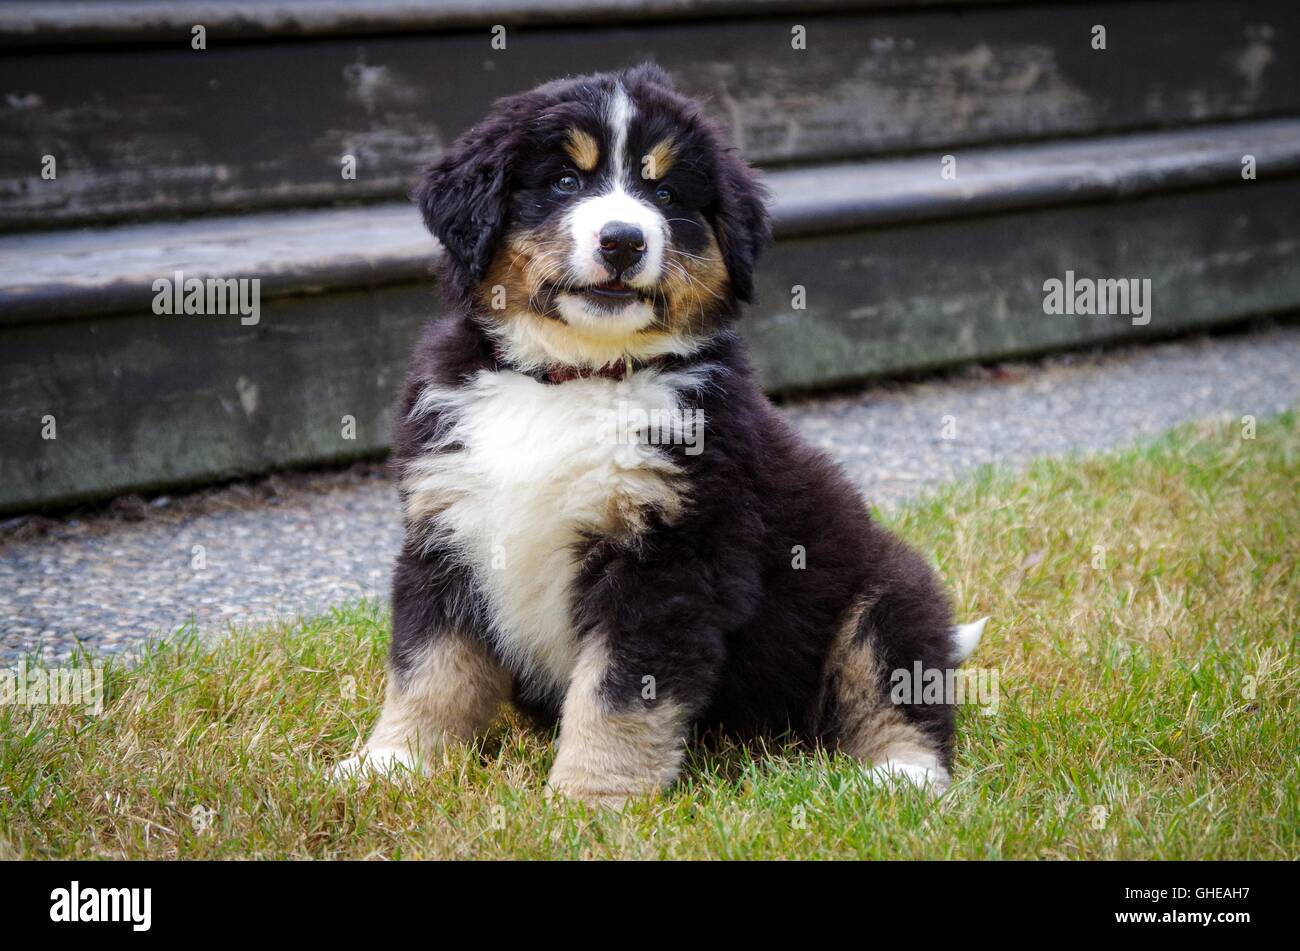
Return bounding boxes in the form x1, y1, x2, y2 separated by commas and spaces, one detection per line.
554, 174, 583, 194
654, 185, 675, 206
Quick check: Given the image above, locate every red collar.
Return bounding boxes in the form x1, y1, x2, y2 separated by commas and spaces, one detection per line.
544, 357, 634, 384
494, 347, 661, 384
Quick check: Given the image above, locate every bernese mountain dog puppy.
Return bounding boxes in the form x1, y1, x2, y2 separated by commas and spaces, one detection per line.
334, 64, 986, 806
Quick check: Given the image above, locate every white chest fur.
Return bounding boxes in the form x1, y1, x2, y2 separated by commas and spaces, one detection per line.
401, 368, 703, 692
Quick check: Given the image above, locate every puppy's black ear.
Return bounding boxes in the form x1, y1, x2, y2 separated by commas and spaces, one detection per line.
414, 103, 525, 298
711, 145, 772, 304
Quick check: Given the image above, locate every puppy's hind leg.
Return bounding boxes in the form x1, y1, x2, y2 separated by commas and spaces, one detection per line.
333, 632, 510, 781
823, 587, 966, 796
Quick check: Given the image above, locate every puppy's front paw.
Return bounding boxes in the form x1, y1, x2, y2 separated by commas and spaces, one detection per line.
330, 747, 422, 782
544, 777, 632, 812
866, 760, 951, 796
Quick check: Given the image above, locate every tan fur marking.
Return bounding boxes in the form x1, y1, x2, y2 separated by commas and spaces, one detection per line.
564, 128, 600, 172
364, 635, 510, 762
547, 637, 688, 809
658, 228, 729, 337
479, 228, 551, 320
825, 598, 948, 777
643, 138, 677, 179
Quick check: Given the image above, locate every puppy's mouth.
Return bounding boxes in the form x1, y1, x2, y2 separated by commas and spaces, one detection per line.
585, 279, 642, 301
551, 279, 653, 310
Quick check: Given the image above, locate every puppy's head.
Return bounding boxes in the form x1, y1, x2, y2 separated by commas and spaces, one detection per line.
416, 64, 770, 368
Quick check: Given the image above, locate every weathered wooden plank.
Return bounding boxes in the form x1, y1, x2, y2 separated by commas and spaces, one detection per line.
3, 177, 1297, 511
0, 284, 432, 511
5, 120, 1298, 324
749, 181, 1300, 391
769, 120, 1300, 236
0, 205, 432, 325
3, 0, 1296, 228
0, 1, 1015, 46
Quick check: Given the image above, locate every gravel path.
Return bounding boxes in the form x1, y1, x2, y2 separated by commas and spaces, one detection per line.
3, 323, 1298, 662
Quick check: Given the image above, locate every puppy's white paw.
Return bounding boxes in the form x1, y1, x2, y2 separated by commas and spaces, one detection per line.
545, 781, 632, 812
866, 760, 951, 796
330, 747, 421, 782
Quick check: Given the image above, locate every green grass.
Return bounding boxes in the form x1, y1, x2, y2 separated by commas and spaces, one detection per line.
2, 413, 1296, 859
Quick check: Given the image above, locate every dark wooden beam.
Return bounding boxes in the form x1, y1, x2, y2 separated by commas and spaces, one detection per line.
3, 0, 1296, 228
0, 1, 1023, 47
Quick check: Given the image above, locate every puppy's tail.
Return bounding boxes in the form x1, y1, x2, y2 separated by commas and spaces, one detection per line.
950, 616, 989, 664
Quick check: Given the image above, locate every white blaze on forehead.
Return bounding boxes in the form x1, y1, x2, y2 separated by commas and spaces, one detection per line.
606, 84, 635, 182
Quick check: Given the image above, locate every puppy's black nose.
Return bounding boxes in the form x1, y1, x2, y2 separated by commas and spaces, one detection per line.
598, 221, 646, 275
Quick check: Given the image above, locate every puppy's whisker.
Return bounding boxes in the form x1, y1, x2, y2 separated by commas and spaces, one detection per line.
668, 254, 725, 303
669, 247, 720, 264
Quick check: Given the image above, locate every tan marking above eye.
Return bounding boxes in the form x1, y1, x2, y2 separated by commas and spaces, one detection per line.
564, 128, 600, 172
642, 139, 677, 180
